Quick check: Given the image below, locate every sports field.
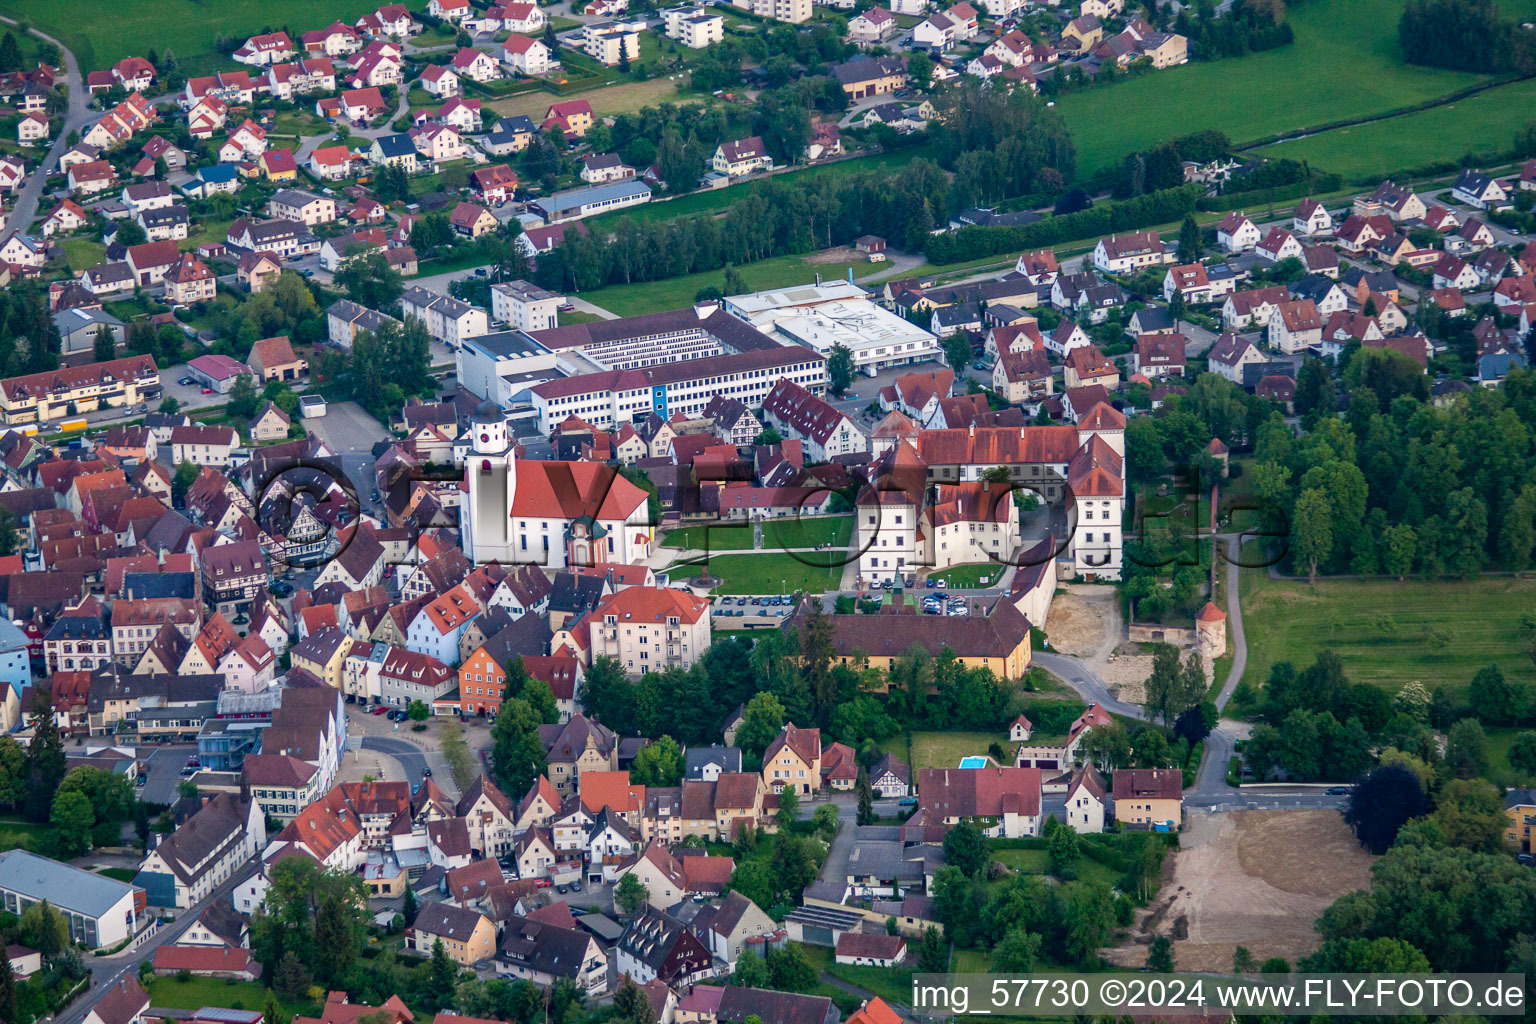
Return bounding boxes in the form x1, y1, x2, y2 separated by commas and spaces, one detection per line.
1054, 0, 1494, 177
580, 251, 868, 317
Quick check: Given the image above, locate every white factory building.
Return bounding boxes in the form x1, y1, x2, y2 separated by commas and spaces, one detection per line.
723, 280, 942, 375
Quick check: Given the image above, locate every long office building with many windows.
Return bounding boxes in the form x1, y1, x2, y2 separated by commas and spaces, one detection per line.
526, 304, 827, 432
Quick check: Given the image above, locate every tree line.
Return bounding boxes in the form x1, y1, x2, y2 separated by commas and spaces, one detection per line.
1174, 0, 1294, 61
535, 85, 1075, 292
1399, 0, 1536, 73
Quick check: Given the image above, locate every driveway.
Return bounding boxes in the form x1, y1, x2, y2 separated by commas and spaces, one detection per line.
139, 744, 200, 805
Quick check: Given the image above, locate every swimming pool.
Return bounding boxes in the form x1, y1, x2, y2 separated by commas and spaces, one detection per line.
958, 756, 989, 769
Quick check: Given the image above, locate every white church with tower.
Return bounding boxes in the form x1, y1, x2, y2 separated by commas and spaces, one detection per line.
461, 400, 655, 567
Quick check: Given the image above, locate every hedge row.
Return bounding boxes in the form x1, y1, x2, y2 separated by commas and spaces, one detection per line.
923, 185, 1204, 265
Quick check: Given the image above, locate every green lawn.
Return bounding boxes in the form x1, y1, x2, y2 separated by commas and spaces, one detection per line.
1054, 0, 1494, 176
0, 0, 387, 72
580, 252, 868, 317
662, 522, 756, 551
1238, 572, 1536, 698
665, 517, 851, 551
146, 977, 308, 1016
1249, 77, 1536, 182
60, 237, 106, 271
0, 816, 53, 852
764, 516, 853, 550
926, 562, 1006, 589
95, 867, 138, 881
993, 847, 1121, 888
669, 552, 843, 595
881, 731, 1007, 772
558, 309, 607, 326
797, 942, 916, 1008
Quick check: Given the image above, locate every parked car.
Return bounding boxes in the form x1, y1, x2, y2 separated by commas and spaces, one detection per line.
178, 377, 194, 386
422, 766, 432, 776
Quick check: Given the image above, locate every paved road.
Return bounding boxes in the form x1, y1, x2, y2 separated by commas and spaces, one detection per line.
361, 734, 460, 800
0, 17, 92, 231
54, 875, 245, 1024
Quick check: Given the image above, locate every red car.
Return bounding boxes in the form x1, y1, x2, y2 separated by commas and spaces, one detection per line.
534, 878, 553, 888
370, 705, 388, 715
201, 388, 214, 394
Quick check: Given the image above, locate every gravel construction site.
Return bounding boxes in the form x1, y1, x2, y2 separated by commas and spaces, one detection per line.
1109, 809, 1374, 972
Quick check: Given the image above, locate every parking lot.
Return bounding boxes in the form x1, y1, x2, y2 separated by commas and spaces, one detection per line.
138, 744, 200, 805
709, 593, 798, 625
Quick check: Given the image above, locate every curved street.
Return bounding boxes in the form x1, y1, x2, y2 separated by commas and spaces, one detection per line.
1034, 534, 1344, 812
0, 17, 93, 231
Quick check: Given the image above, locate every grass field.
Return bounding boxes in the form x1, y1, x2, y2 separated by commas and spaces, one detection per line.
663, 517, 851, 551
61, 238, 105, 270
1239, 572, 1536, 697
0, 816, 52, 852
926, 562, 1006, 589
1250, 77, 1536, 181
581, 251, 868, 316
993, 847, 1122, 888
557, 309, 606, 326
146, 977, 307, 1015
881, 731, 1006, 771
95, 866, 138, 881
0, 0, 385, 72
487, 75, 695, 122
668, 552, 843, 595
1054, 0, 1493, 176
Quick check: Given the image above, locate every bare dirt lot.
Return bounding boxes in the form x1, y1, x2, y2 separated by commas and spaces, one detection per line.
806, 245, 859, 264
1108, 810, 1374, 971
1046, 586, 1119, 658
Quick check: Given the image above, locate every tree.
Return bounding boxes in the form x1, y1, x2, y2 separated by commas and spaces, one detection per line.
1509, 731, 1536, 777
766, 944, 816, 992
1293, 487, 1333, 583
92, 324, 116, 363
826, 343, 855, 396
943, 820, 988, 877
732, 948, 770, 988
737, 693, 786, 770
24, 689, 66, 822
159, 396, 182, 415
0, 33, 20, 74
993, 927, 1041, 972
1232, 946, 1256, 973
407, 699, 430, 722
0, 506, 15, 559
916, 925, 948, 972
429, 938, 458, 1008
1431, 778, 1507, 852
632, 735, 684, 787
1345, 763, 1428, 853
1060, 883, 1116, 965
942, 334, 972, 372
226, 373, 260, 419
1446, 718, 1489, 779
1468, 664, 1516, 724
0, 735, 24, 809
19, 900, 67, 958
489, 696, 546, 796
0, 953, 16, 1024
775, 785, 800, 828
726, 859, 777, 910
615, 873, 649, 915
1147, 935, 1175, 973
770, 832, 818, 899
1047, 821, 1082, 879
1143, 644, 1187, 726
1177, 214, 1202, 262
403, 885, 419, 925
612, 977, 656, 1024
855, 766, 875, 826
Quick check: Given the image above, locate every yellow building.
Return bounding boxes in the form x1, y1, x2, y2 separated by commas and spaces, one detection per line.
289, 626, 354, 690
762, 723, 822, 795
0, 354, 160, 425
1111, 768, 1183, 830
407, 902, 496, 965
786, 601, 1033, 681
1506, 789, 1536, 852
